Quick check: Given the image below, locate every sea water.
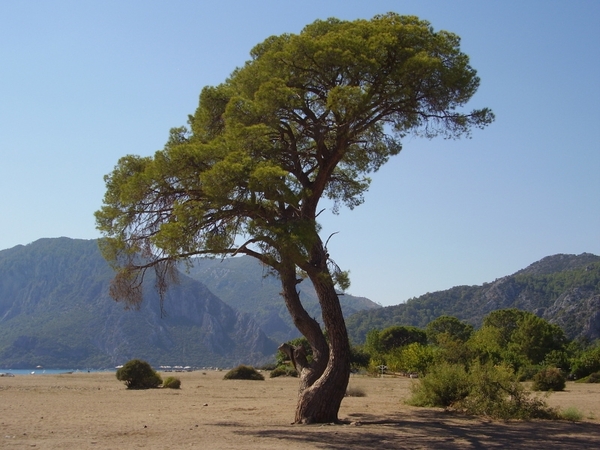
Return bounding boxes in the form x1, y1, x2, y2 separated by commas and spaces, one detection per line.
0, 369, 116, 375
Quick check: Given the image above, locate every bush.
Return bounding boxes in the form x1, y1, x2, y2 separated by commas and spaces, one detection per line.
408, 361, 558, 420
517, 365, 542, 382
532, 367, 566, 391
162, 376, 181, 389
456, 362, 557, 420
407, 362, 469, 408
269, 365, 298, 378
560, 407, 583, 421
116, 359, 162, 389
586, 372, 600, 383
223, 365, 264, 380
570, 344, 600, 379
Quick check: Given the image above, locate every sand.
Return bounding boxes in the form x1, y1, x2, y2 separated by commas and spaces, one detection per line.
1, 371, 599, 449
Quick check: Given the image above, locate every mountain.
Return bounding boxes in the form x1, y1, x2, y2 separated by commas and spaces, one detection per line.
0, 238, 277, 369
346, 253, 600, 344
184, 256, 381, 342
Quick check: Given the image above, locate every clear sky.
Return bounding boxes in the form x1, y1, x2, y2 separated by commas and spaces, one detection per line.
1, 1, 598, 306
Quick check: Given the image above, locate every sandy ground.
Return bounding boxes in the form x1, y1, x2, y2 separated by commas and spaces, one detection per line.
1, 371, 599, 449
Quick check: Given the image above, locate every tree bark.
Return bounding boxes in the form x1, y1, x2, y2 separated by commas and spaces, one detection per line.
278, 253, 351, 424
278, 261, 329, 394
294, 272, 351, 423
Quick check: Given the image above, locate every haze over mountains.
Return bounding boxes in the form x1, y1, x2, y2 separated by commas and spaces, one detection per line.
0, 238, 598, 369
0, 238, 377, 369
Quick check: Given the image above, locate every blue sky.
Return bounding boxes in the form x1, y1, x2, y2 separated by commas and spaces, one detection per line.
1, 1, 598, 306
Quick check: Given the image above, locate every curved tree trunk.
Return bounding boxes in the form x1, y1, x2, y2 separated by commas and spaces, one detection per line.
277, 238, 351, 424
278, 261, 329, 394
293, 272, 351, 423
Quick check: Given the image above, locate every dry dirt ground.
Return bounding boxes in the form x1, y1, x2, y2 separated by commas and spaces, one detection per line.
1, 370, 599, 449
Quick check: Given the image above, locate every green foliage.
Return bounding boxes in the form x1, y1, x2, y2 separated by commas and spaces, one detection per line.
431, 331, 473, 366
570, 342, 600, 379
270, 365, 298, 378
407, 362, 470, 407
162, 376, 181, 389
560, 407, 583, 421
95, 14, 493, 423
531, 367, 566, 391
469, 309, 567, 371
350, 346, 370, 370
223, 365, 264, 380
409, 361, 558, 420
346, 256, 600, 345
363, 329, 383, 355
386, 342, 437, 375
516, 365, 543, 382
366, 355, 388, 376
586, 372, 600, 383
514, 261, 600, 302
426, 315, 473, 345
96, 12, 492, 314
456, 362, 557, 420
379, 325, 427, 352
116, 359, 162, 389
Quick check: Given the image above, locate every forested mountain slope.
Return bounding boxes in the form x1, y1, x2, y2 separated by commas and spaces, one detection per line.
0, 238, 276, 369
346, 253, 600, 344
185, 256, 380, 342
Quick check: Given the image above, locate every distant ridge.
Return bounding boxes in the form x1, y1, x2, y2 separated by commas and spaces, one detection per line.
2, 239, 597, 368
184, 255, 380, 342
346, 253, 600, 344
0, 238, 277, 369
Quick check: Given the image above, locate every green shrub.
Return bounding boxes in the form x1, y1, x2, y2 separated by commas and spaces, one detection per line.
588, 372, 600, 383
456, 362, 557, 420
269, 365, 298, 378
407, 362, 469, 408
116, 359, 162, 389
570, 344, 600, 379
223, 365, 264, 380
162, 376, 181, 389
517, 364, 542, 382
560, 407, 583, 421
408, 361, 558, 420
532, 367, 566, 391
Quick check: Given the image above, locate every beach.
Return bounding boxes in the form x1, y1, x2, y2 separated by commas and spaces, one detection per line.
1, 370, 599, 449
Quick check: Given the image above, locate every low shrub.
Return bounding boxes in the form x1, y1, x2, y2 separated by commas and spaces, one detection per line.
406, 362, 469, 408
223, 365, 264, 380
116, 359, 162, 389
162, 376, 181, 389
517, 365, 542, 382
456, 363, 557, 420
532, 367, 566, 392
408, 361, 558, 420
587, 372, 600, 383
269, 365, 298, 378
560, 407, 583, 421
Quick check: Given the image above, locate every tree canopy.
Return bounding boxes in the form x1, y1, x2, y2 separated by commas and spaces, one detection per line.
96, 13, 493, 298
96, 13, 493, 423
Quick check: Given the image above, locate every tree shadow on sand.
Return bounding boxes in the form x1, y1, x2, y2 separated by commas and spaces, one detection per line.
232, 409, 600, 449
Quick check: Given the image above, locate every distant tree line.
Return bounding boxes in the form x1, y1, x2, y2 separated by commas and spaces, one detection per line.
346, 261, 600, 344
345, 309, 600, 382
